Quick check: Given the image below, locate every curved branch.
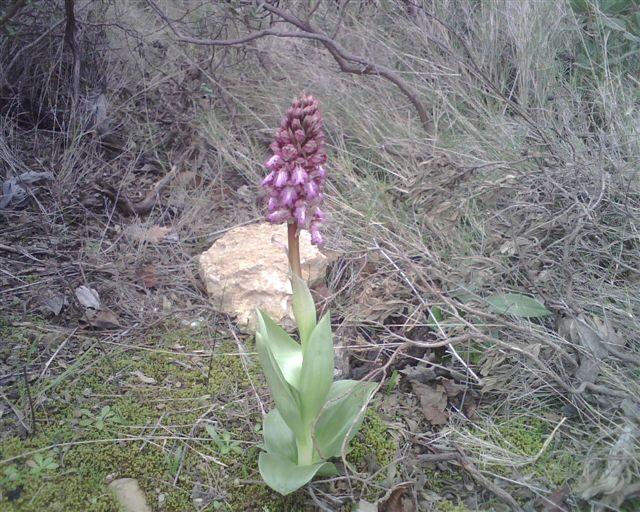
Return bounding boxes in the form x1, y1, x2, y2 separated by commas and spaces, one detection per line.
145, 0, 433, 136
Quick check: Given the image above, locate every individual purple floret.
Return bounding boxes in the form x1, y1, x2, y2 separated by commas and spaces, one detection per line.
261, 95, 327, 246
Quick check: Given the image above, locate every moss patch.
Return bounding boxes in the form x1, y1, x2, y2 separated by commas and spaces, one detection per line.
0, 323, 271, 511
348, 408, 397, 471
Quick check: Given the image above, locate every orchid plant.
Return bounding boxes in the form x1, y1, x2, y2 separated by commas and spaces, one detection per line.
256, 96, 376, 495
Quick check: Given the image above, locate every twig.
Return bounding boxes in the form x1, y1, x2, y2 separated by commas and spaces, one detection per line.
0, 389, 30, 435
22, 366, 36, 435
145, 0, 433, 135
418, 448, 524, 511
94, 168, 176, 216
64, 0, 81, 104
40, 327, 79, 378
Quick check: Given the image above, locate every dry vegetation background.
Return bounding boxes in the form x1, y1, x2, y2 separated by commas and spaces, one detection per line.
1, 0, 639, 511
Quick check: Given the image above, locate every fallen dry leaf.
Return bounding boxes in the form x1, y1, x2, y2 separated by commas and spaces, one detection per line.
126, 224, 173, 244
75, 285, 101, 309
86, 308, 121, 329
136, 263, 157, 289
411, 380, 448, 425
538, 483, 571, 512
441, 378, 464, 398
130, 370, 157, 385
41, 292, 66, 316
378, 484, 415, 512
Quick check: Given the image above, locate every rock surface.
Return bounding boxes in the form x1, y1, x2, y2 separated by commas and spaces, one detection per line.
108, 478, 152, 512
199, 222, 329, 330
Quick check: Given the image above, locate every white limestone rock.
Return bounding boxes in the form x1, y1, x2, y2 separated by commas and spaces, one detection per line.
199, 222, 329, 331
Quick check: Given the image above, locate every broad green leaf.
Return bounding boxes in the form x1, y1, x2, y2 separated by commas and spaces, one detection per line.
299, 313, 334, 424
485, 293, 551, 318
314, 380, 377, 459
258, 452, 332, 495
256, 310, 303, 388
255, 332, 303, 437
263, 409, 297, 463
290, 273, 316, 348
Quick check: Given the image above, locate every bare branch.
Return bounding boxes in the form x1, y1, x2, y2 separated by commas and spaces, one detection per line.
145, 0, 434, 136
64, 0, 81, 105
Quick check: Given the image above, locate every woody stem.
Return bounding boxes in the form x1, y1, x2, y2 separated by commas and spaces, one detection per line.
288, 222, 302, 279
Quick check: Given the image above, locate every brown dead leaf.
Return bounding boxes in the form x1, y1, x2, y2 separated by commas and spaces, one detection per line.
86, 308, 121, 329
136, 263, 158, 289
462, 392, 479, 419
126, 224, 173, 244
538, 483, 571, 512
441, 378, 464, 397
378, 483, 414, 512
411, 380, 448, 425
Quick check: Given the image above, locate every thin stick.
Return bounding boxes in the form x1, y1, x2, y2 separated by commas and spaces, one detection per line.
22, 366, 36, 435
0, 389, 30, 435
288, 222, 302, 279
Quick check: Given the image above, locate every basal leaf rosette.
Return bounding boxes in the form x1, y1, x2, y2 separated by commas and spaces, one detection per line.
255, 281, 376, 495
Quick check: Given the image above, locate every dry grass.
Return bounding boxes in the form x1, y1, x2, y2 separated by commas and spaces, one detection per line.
1, 0, 639, 510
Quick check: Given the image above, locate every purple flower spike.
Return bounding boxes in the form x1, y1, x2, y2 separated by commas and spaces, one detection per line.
260, 95, 328, 245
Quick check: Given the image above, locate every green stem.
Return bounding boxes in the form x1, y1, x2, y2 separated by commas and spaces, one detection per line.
296, 430, 314, 466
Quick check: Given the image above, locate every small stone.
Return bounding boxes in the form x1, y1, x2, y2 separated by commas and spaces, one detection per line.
198, 222, 330, 331
158, 493, 166, 505
108, 478, 152, 512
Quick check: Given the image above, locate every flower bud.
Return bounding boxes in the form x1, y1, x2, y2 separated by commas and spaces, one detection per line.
280, 186, 297, 207
291, 165, 307, 185
274, 169, 289, 188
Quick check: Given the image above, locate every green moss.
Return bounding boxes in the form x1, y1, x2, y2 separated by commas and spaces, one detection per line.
347, 408, 396, 470
533, 450, 580, 487
494, 416, 548, 456
0, 324, 263, 512
436, 500, 470, 512
475, 416, 579, 488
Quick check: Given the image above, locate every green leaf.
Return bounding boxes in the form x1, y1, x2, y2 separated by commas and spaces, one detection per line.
315, 380, 377, 459
205, 424, 222, 445
299, 313, 334, 425
290, 273, 316, 348
263, 409, 297, 463
256, 310, 303, 388
485, 293, 551, 318
315, 462, 338, 477
258, 452, 332, 495
255, 332, 304, 437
